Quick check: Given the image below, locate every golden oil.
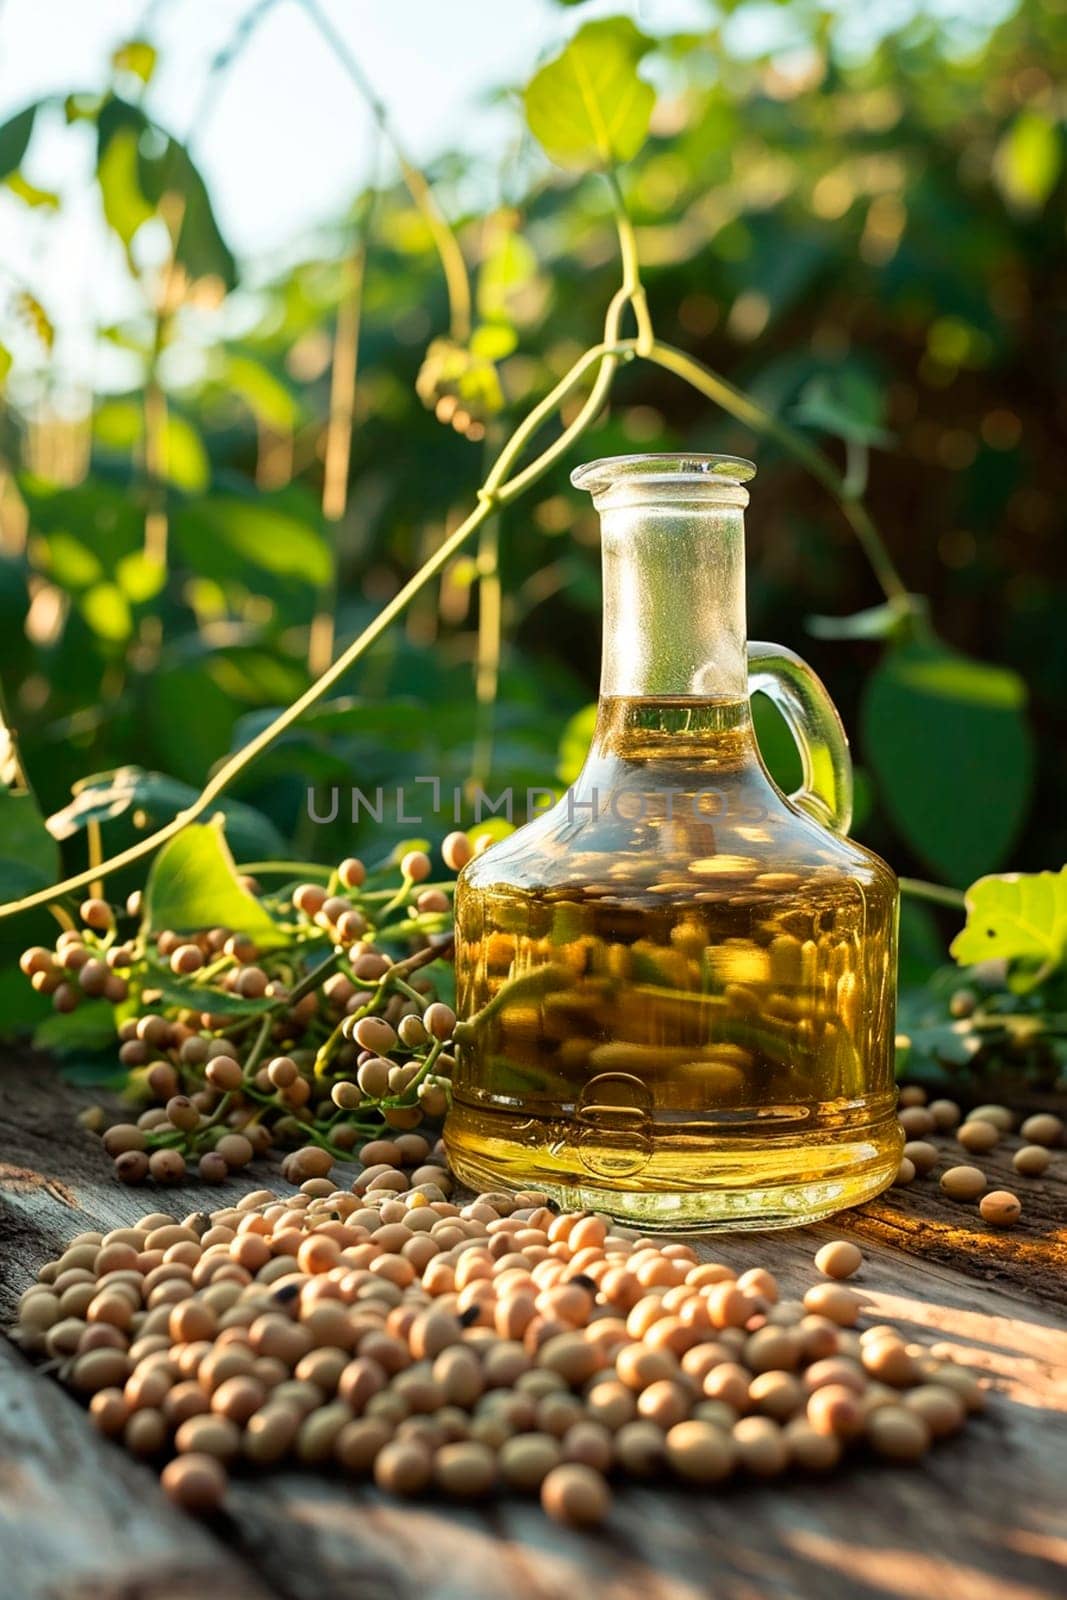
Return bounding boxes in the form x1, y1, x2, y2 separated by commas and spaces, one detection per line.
446, 456, 901, 1229
447, 697, 900, 1229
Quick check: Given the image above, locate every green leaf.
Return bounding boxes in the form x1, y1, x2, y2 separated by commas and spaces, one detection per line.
97, 125, 154, 249
994, 112, 1061, 215
807, 598, 918, 641
557, 702, 597, 785
0, 105, 38, 181
862, 638, 1034, 885
94, 400, 210, 492
146, 974, 275, 1016
0, 784, 59, 898
34, 1000, 117, 1058
97, 97, 236, 291
79, 581, 132, 643
31, 532, 103, 589
112, 39, 157, 85
477, 225, 538, 326
143, 819, 286, 945
48, 767, 286, 862
950, 868, 1067, 984
224, 352, 299, 429
751, 692, 803, 797
115, 550, 166, 603
524, 18, 655, 169
793, 371, 893, 448
5, 172, 59, 208
173, 497, 332, 588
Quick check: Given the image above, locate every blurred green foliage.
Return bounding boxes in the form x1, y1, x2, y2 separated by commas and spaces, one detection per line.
0, 0, 1065, 1043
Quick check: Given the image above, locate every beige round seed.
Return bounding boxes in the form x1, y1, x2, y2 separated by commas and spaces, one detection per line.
902, 1141, 939, 1173
807, 1384, 865, 1439
499, 1432, 562, 1490
665, 1420, 735, 1483
1013, 1145, 1051, 1176
1020, 1113, 1063, 1147
940, 1165, 986, 1201
893, 1157, 916, 1186
174, 1414, 240, 1461
860, 1337, 918, 1388
967, 1104, 1013, 1132
613, 1419, 666, 1478
928, 1099, 961, 1131
866, 1405, 930, 1462
813, 1241, 862, 1281
733, 1416, 789, 1477
540, 1462, 611, 1528
433, 1440, 496, 1499
957, 1119, 999, 1154
748, 1370, 805, 1421
898, 1107, 935, 1137
802, 1284, 861, 1327
783, 1417, 842, 1471
979, 1190, 1022, 1228
903, 1384, 966, 1438
161, 1452, 227, 1514
374, 1438, 433, 1496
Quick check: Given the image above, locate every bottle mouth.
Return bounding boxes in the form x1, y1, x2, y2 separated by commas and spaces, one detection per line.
571, 452, 756, 504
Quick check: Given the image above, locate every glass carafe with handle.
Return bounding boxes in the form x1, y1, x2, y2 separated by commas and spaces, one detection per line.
446, 453, 900, 1230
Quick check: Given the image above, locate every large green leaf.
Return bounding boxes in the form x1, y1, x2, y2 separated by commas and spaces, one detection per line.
0, 104, 38, 181
950, 867, 1067, 985
96, 97, 236, 290
172, 496, 333, 588
142, 819, 285, 944
48, 768, 287, 862
34, 1000, 118, 1058
524, 18, 655, 169
94, 399, 210, 492
0, 784, 59, 898
862, 638, 1033, 886
792, 370, 893, 448
224, 353, 300, 429
97, 125, 153, 249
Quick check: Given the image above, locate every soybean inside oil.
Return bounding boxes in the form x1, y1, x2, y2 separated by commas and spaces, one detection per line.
446, 696, 901, 1229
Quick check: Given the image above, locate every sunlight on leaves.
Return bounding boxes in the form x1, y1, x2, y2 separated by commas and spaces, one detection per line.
951, 867, 1067, 986
994, 112, 1061, 214
112, 40, 158, 87
524, 17, 655, 169
143, 818, 284, 943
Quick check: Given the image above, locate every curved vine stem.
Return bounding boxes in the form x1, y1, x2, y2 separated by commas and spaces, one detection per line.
643, 337, 908, 604
645, 340, 910, 606
899, 877, 966, 912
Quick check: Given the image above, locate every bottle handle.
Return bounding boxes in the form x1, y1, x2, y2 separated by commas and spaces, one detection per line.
747, 641, 853, 835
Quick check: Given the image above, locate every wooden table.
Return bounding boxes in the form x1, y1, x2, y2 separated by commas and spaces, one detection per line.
2, 1054, 1066, 1600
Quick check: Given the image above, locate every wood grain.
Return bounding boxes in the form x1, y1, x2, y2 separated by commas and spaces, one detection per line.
2, 1052, 1066, 1600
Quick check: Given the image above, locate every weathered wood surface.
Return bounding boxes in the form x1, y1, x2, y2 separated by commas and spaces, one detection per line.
2, 1054, 1066, 1600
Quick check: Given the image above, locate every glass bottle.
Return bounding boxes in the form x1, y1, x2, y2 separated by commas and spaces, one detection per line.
446, 454, 900, 1230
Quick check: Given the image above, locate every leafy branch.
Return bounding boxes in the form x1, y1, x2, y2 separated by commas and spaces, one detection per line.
0, 17, 932, 923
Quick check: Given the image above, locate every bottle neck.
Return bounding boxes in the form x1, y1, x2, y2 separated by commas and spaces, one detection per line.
597, 491, 748, 701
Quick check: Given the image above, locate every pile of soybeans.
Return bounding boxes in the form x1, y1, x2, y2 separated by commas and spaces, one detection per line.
11, 1167, 987, 1527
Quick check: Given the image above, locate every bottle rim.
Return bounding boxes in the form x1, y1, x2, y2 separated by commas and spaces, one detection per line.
571, 452, 757, 496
